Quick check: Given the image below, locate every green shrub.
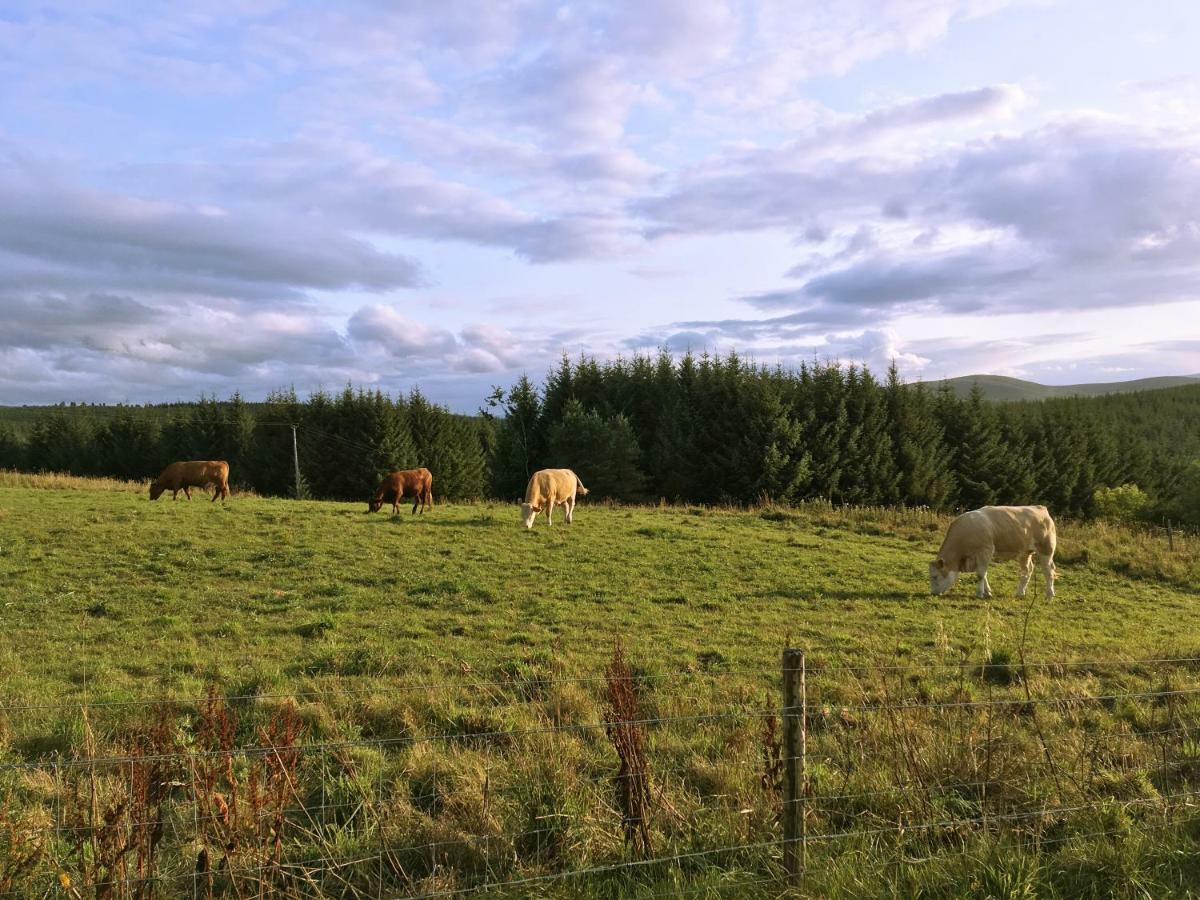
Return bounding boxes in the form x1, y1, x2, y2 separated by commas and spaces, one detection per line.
1093, 484, 1149, 522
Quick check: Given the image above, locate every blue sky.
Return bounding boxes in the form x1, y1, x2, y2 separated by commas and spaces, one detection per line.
1, 0, 1198, 409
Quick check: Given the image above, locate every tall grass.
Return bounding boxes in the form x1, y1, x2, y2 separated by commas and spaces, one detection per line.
1, 649, 1198, 897
0, 469, 147, 492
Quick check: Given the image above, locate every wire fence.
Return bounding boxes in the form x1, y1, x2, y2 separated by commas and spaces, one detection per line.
1, 651, 1199, 898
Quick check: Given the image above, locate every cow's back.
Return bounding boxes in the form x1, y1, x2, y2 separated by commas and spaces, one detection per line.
945, 506, 1052, 559
525, 468, 578, 503
158, 460, 227, 488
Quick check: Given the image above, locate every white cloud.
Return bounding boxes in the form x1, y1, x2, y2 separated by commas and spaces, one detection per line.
2, 2, 1198, 405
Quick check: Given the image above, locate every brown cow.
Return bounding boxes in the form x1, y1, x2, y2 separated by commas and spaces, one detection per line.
150, 460, 230, 502
369, 468, 433, 515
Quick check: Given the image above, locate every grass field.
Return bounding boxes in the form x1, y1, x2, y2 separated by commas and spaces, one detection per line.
1, 477, 1199, 896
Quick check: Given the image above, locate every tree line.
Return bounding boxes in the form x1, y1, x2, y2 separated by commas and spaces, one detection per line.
2, 353, 1197, 522
487, 353, 1200, 522
0, 388, 489, 502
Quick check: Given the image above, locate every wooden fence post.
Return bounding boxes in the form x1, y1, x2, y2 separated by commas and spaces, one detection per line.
1167, 520, 1174, 552
782, 648, 807, 888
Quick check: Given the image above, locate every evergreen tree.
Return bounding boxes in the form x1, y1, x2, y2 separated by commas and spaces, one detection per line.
841, 367, 899, 504
93, 413, 162, 479
886, 369, 954, 507
0, 423, 25, 470
439, 417, 489, 501
247, 388, 304, 497
25, 414, 93, 474
364, 390, 415, 481
547, 399, 646, 500
938, 383, 1007, 509
487, 376, 543, 499
806, 364, 850, 501
753, 384, 811, 503
994, 408, 1037, 505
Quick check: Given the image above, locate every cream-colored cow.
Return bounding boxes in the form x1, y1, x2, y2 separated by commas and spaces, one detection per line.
929, 505, 1057, 598
520, 469, 589, 529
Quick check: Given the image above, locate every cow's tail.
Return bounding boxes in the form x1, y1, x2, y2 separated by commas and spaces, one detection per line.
575, 476, 589, 496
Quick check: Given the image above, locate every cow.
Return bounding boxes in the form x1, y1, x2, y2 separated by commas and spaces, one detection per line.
149, 460, 230, 502
929, 505, 1057, 599
369, 468, 433, 515
521, 468, 588, 529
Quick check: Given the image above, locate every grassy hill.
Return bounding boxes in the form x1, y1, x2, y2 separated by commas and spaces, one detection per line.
929, 373, 1200, 402
1, 476, 1197, 897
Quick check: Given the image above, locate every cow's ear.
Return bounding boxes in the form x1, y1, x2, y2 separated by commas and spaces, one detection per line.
935, 557, 945, 570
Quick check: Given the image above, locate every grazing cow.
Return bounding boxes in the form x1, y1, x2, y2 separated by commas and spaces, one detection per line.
369, 468, 433, 515
150, 460, 230, 502
521, 468, 588, 529
929, 505, 1057, 599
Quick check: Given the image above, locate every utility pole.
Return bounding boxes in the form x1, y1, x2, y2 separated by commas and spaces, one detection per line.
291, 424, 301, 499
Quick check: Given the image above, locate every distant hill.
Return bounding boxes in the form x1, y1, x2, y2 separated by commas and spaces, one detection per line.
926, 374, 1200, 402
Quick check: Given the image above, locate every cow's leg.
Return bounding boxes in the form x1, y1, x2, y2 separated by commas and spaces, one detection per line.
1015, 553, 1034, 598
412, 491, 419, 514
977, 571, 992, 599
975, 560, 993, 598
1041, 556, 1056, 599
565, 497, 575, 524
546, 501, 554, 526
184, 486, 192, 501
171, 489, 178, 501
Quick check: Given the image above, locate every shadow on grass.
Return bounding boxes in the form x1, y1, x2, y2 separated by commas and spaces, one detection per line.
756, 587, 919, 603
358, 512, 504, 527
419, 516, 502, 528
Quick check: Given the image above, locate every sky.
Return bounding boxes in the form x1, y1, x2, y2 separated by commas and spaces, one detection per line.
1, 0, 1198, 411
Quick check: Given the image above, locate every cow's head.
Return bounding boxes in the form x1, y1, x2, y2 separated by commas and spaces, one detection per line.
368, 496, 384, 513
148, 482, 164, 501
929, 557, 959, 595
520, 502, 540, 530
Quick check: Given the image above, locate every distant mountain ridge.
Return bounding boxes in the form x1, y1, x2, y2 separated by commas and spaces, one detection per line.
928, 374, 1200, 402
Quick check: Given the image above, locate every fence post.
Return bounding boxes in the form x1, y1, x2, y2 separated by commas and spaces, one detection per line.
782, 648, 806, 888
1167, 520, 1174, 552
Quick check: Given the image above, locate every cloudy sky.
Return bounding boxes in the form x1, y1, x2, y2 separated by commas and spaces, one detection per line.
2, 0, 1198, 409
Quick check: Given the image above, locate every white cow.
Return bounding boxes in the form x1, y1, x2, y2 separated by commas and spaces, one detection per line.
521, 468, 589, 529
929, 505, 1057, 599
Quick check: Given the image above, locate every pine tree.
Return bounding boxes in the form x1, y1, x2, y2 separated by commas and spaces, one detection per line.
487, 376, 544, 499
440, 417, 489, 500
26, 414, 93, 474
364, 390, 415, 481
939, 383, 1007, 509
93, 413, 162, 479
886, 369, 955, 507
0, 423, 24, 470
547, 399, 646, 500
841, 366, 898, 504
753, 383, 811, 503
806, 364, 850, 501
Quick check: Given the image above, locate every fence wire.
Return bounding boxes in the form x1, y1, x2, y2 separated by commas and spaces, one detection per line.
1, 655, 1198, 898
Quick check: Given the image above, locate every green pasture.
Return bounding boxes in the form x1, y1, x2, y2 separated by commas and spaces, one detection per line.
0, 482, 1198, 897
1, 486, 1195, 702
